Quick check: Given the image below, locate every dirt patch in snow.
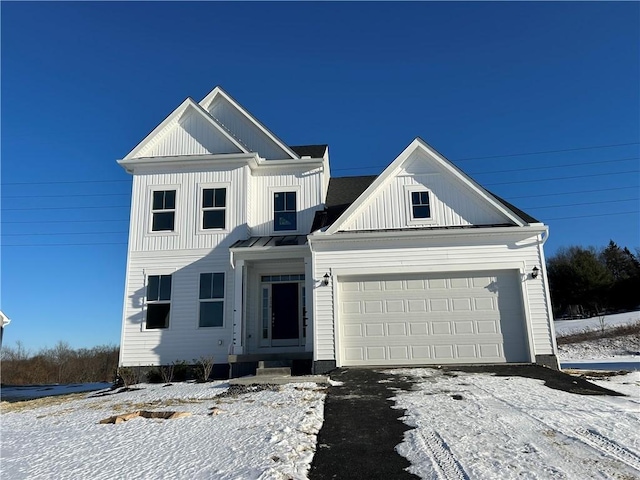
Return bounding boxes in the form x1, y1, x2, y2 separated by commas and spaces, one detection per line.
99, 410, 192, 424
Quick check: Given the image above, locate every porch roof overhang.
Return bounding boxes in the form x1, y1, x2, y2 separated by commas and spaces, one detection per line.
229, 235, 311, 266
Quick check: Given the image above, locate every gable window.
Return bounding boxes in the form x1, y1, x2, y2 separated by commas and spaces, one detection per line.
146, 274, 172, 329
199, 273, 225, 327
411, 191, 431, 220
152, 190, 176, 231
202, 188, 226, 230
274, 192, 297, 231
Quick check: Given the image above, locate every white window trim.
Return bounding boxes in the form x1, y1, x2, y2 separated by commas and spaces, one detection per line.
404, 185, 437, 226
143, 271, 174, 331
197, 182, 231, 235
197, 272, 226, 329
147, 185, 181, 236
269, 186, 302, 235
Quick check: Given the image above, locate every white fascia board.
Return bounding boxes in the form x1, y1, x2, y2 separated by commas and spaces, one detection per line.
199, 86, 300, 160
121, 98, 249, 162
117, 153, 259, 174
309, 224, 548, 245
250, 157, 325, 173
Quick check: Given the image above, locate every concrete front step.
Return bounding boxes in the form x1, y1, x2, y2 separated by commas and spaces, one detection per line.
256, 367, 291, 376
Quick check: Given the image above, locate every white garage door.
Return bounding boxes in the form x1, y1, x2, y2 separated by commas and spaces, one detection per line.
339, 270, 529, 366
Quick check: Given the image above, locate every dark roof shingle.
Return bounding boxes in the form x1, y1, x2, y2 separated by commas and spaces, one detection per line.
290, 145, 328, 158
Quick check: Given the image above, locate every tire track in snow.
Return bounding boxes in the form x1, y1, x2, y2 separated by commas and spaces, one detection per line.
574, 427, 640, 472
415, 429, 469, 480
470, 381, 640, 476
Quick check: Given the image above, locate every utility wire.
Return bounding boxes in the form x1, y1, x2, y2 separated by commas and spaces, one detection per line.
4, 142, 638, 182
467, 156, 639, 176
505, 185, 638, 200
522, 198, 638, 210
2, 231, 128, 237
484, 169, 638, 187
2, 219, 128, 224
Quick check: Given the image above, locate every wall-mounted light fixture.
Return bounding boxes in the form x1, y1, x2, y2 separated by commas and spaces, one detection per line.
322, 273, 331, 286
531, 266, 539, 279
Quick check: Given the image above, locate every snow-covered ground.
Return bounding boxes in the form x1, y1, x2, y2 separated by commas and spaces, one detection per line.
555, 310, 640, 336
0, 381, 325, 480
556, 310, 640, 371
391, 368, 640, 479
2, 312, 639, 479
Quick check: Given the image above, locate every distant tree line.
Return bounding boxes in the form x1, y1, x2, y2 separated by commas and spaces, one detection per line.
547, 240, 640, 318
1, 341, 119, 385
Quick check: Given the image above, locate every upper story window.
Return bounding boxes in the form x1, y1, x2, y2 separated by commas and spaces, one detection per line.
274, 191, 297, 231
152, 190, 176, 231
411, 191, 431, 220
199, 273, 225, 327
146, 274, 172, 329
202, 188, 226, 230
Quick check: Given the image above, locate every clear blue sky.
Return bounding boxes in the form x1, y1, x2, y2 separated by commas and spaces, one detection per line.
2, 2, 638, 353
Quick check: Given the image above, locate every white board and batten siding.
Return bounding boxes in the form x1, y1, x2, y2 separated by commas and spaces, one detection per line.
250, 169, 325, 237
132, 105, 244, 159
206, 96, 293, 160
120, 252, 235, 366
312, 234, 553, 366
338, 150, 513, 232
128, 167, 249, 253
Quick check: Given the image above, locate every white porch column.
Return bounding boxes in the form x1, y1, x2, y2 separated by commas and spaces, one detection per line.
304, 257, 314, 352
231, 259, 245, 354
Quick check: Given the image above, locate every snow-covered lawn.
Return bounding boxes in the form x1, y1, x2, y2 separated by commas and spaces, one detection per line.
0, 381, 325, 480
555, 310, 640, 336
391, 368, 640, 479
556, 310, 640, 371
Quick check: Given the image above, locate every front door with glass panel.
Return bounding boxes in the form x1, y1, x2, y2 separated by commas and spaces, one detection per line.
260, 275, 306, 347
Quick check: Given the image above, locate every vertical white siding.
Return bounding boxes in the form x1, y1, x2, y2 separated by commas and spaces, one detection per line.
129, 166, 248, 252
343, 172, 508, 231
120, 251, 235, 366
134, 107, 242, 158
207, 97, 292, 160
250, 169, 325, 236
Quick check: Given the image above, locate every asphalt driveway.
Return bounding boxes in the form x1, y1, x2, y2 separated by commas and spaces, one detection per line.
308, 365, 624, 480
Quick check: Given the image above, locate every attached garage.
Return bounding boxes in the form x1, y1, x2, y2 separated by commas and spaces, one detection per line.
337, 270, 531, 366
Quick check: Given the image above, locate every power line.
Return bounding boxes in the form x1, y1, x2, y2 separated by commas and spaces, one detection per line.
545, 210, 639, 221
4, 142, 638, 182
332, 142, 640, 172
2, 193, 130, 199
4, 179, 131, 186
4, 210, 638, 247
4, 205, 130, 211
467, 156, 639, 177
504, 185, 638, 200
2, 242, 128, 247
454, 141, 639, 162
484, 169, 639, 187
522, 198, 638, 210
2, 231, 128, 237
2, 219, 128, 224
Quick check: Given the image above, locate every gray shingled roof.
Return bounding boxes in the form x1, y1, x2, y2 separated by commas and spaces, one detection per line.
309, 174, 539, 232
290, 145, 327, 158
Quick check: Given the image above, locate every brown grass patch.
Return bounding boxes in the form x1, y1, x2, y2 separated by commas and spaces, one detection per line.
556, 321, 640, 345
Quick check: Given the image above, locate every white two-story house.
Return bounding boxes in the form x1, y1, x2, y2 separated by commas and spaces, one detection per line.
118, 87, 558, 376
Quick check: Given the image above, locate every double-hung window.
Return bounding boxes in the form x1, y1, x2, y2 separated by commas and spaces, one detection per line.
152, 190, 176, 231
411, 191, 431, 220
199, 273, 225, 327
202, 188, 226, 230
146, 274, 172, 329
274, 191, 297, 231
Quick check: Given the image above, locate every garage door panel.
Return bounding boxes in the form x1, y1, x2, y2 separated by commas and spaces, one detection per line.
339, 270, 529, 366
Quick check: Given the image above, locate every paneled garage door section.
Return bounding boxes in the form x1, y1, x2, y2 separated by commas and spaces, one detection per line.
339, 270, 529, 366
